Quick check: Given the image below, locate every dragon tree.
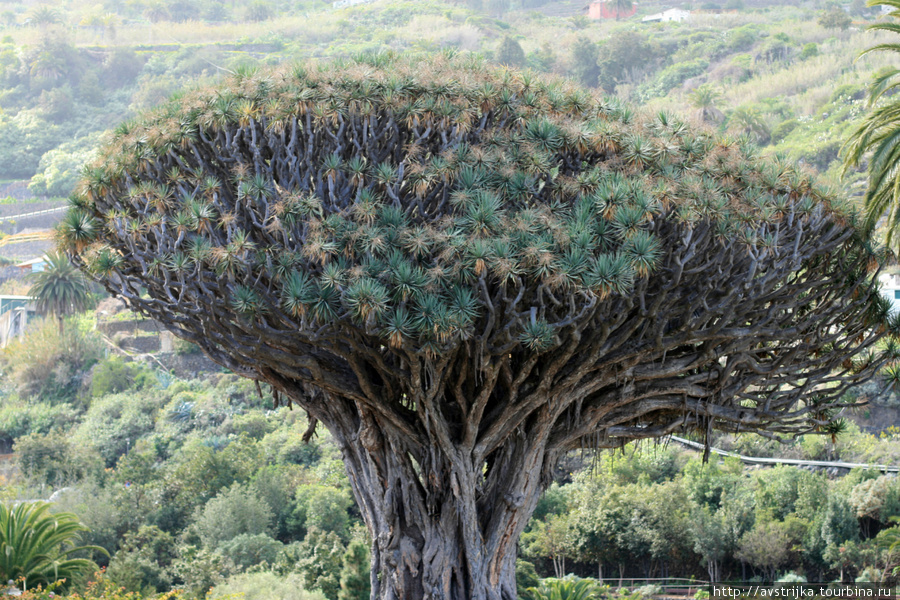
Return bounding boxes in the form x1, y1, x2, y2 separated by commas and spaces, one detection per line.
62, 53, 896, 599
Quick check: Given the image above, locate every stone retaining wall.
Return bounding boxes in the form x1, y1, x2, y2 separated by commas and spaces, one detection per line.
97, 319, 162, 336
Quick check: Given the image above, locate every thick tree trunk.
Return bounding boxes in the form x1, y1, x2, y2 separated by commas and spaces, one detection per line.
316, 399, 552, 600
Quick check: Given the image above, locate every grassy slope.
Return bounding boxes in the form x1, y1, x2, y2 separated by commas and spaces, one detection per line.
0, 0, 893, 196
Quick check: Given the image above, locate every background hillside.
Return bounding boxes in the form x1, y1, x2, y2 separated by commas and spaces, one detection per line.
0, 0, 891, 206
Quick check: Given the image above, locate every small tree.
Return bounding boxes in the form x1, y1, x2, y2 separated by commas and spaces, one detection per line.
690, 507, 728, 583
570, 37, 600, 87
736, 520, 790, 581
611, 0, 633, 19
818, 7, 852, 31
485, 0, 508, 16
290, 484, 353, 541
194, 483, 274, 549
523, 513, 574, 578
293, 529, 345, 600
338, 540, 371, 600
26, 6, 61, 28
496, 36, 525, 68
65, 55, 892, 599
687, 84, 724, 124
877, 517, 900, 579
106, 525, 177, 594
143, 1, 169, 23
597, 31, 655, 92
27, 251, 91, 334
728, 105, 770, 144
217, 533, 284, 571
245, 0, 274, 22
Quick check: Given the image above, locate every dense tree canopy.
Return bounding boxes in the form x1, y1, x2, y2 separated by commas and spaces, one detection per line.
64, 53, 893, 599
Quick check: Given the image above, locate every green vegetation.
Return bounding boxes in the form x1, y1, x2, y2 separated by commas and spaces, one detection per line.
523, 452, 891, 582
0, 501, 106, 592
0, 322, 370, 598
845, 0, 900, 247
0, 315, 897, 595
0, 0, 883, 207
1, 316, 104, 404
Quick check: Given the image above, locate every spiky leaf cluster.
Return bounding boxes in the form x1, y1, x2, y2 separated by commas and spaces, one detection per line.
66, 52, 891, 446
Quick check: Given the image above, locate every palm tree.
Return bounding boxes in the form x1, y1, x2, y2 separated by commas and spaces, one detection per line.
27, 252, 92, 335
143, 1, 169, 23
878, 517, 900, 576
687, 84, 724, 123
0, 502, 106, 591
729, 105, 770, 143
844, 0, 900, 244
26, 6, 61, 28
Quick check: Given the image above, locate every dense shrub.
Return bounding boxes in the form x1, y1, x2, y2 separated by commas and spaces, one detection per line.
102, 49, 145, 89
90, 357, 154, 398
152, 435, 266, 533
0, 318, 103, 403
638, 59, 709, 100
210, 571, 325, 600
0, 109, 63, 178
260, 424, 322, 466
289, 485, 353, 541
225, 413, 274, 440
771, 118, 799, 143
337, 540, 370, 600
249, 465, 302, 540
289, 529, 346, 600
727, 24, 758, 52
0, 399, 78, 452
171, 545, 233, 600
194, 483, 274, 549
217, 533, 284, 571
14, 431, 102, 486
105, 526, 177, 594
72, 392, 161, 467
27, 135, 98, 198
799, 42, 818, 60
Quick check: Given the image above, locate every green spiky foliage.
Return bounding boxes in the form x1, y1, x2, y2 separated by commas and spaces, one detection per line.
0, 502, 106, 592
844, 0, 900, 247
527, 576, 602, 600
64, 52, 891, 600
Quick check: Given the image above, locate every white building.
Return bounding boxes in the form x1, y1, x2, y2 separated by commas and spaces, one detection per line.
880, 272, 900, 314
642, 8, 691, 22
0, 295, 35, 348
